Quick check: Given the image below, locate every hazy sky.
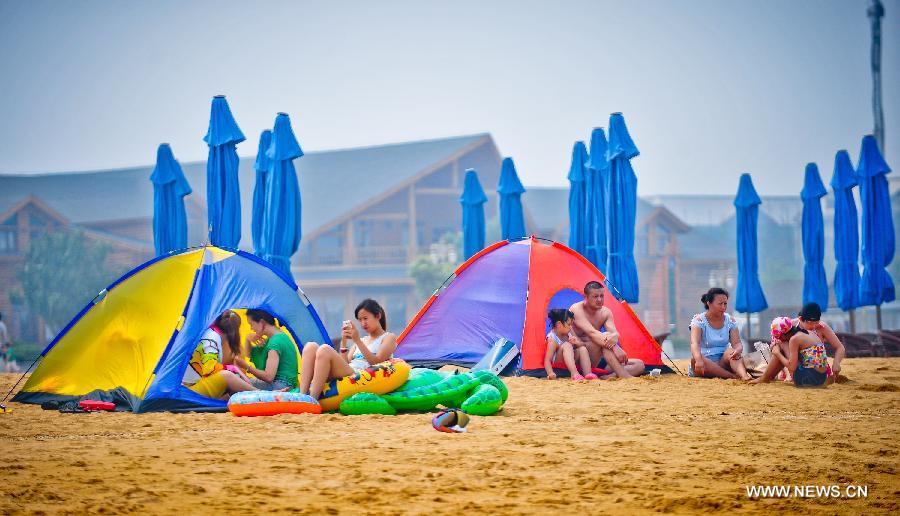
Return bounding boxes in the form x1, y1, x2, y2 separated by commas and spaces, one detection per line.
0, 0, 897, 196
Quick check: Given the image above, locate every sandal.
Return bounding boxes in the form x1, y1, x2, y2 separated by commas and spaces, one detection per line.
583, 373, 599, 380
571, 374, 586, 382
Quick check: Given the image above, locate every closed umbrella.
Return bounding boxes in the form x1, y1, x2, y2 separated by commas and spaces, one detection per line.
203, 95, 245, 248
584, 128, 609, 272
260, 113, 304, 277
734, 173, 768, 336
251, 130, 273, 256
460, 169, 487, 260
800, 163, 829, 309
830, 150, 860, 319
604, 114, 640, 303
856, 135, 895, 320
497, 157, 527, 241
567, 141, 589, 255
150, 143, 192, 256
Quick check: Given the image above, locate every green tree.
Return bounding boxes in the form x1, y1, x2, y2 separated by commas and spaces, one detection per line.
408, 256, 456, 302
408, 230, 462, 302
14, 231, 127, 333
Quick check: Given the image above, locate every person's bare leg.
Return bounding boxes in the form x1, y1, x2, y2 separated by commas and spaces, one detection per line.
309, 345, 355, 399
622, 358, 645, 376
723, 349, 751, 380
600, 347, 634, 379
749, 355, 785, 384
692, 356, 736, 379
576, 347, 593, 376
584, 342, 604, 370
221, 370, 255, 393
298, 342, 319, 394
559, 343, 580, 378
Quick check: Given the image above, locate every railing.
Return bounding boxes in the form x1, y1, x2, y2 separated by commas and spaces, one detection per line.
354, 245, 408, 265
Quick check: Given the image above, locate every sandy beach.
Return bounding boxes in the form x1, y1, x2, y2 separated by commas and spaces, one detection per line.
1, 358, 898, 515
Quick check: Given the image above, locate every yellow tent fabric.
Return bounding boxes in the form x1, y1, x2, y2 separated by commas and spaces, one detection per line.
18, 249, 204, 398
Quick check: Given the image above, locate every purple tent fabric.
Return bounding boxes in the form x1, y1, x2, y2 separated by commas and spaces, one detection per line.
396, 241, 531, 362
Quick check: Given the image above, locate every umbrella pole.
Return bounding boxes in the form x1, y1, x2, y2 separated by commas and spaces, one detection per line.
746, 312, 751, 341
849, 309, 857, 333
875, 305, 883, 331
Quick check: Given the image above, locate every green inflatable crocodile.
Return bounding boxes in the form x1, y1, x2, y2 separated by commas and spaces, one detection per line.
339, 368, 507, 416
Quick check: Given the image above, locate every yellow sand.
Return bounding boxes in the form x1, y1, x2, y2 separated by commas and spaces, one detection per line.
0, 358, 898, 515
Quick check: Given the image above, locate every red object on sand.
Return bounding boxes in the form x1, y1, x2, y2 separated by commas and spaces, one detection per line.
78, 400, 116, 412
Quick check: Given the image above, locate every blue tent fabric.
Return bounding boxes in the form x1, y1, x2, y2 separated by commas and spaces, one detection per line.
497, 157, 527, 241
733, 173, 769, 313
800, 163, 829, 310
260, 114, 304, 276
856, 135, 895, 306
140, 247, 329, 412
460, 169, 488, 260
604, 114, 640, 303
567, 141, 589, 255
831, 150, 861, 311
584, 128, 609, 272
204, 96, 246, 249
150, 144, 192, 256
251, 130, 273, 256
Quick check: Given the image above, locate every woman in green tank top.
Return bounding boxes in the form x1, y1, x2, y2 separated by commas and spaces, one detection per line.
233, 309, 299, 390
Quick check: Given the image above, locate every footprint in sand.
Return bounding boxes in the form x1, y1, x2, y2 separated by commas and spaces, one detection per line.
857, 383, 900, 392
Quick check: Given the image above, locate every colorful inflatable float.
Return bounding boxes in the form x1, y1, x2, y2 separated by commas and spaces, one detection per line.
226, 359, 508, 417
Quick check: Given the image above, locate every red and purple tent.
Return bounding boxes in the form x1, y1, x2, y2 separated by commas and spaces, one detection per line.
396, 237, 662, 372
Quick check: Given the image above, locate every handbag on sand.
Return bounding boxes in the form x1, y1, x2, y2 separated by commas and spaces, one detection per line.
742, 342, 774, 379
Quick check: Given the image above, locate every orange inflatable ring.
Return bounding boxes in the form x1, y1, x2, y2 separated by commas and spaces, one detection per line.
227, 391, 322, 417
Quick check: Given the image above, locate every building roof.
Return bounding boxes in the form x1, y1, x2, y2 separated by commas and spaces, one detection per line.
524, 187, 682, 238
0, 133, 492, 246
646, 194, 803, 226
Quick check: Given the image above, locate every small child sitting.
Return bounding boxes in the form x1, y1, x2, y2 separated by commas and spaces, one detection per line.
544, 308, 598, 381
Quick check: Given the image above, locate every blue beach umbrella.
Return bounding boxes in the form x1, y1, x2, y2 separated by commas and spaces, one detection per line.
584, 128, 609, 272
830, 150, 860, 312
251, 130, 273, 256
800, 163, 829, 309
497, 157, 527, 241
460, 169, 487, 260
733, 173, 769, 315
856, 135, 895, 307
203, 95, 246, 248
567, 141, 589, 255
604, 114, 640, 303
150, 144, 192, 256
260, 113, 304, 277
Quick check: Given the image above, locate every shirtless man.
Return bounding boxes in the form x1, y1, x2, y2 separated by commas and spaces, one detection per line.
570, 281, 645, 379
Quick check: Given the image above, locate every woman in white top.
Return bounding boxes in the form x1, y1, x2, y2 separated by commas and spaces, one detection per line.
298, 299, 397, 400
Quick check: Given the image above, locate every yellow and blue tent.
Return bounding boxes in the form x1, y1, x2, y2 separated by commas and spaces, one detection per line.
13, 246, 329, 412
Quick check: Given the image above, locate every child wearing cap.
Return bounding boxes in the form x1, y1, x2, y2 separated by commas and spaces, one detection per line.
760, 314, 840, 388
751, 303, 845, 385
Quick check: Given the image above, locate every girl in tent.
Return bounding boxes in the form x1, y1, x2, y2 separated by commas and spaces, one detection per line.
688, 288, 752, 380
544, 308, 597, 381
183, 310, 255, 399
233, 309, 299, 391
298, 299, 397, 400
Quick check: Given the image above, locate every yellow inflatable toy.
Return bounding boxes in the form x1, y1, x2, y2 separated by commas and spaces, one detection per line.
317, 359, 411, 412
